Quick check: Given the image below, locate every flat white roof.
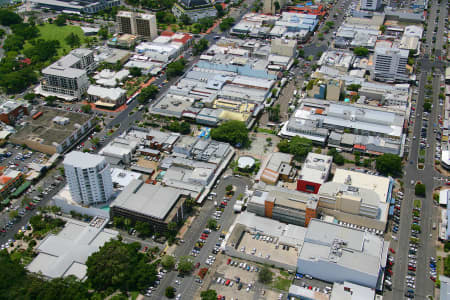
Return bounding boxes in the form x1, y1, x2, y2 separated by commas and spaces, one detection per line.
300, 152, 332, 184
63, 151, 106, 169
332, 169, 392, 203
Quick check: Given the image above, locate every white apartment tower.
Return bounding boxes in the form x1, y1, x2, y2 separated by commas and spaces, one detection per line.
360, 0, 382, 11
117, 11, 158, 40
64, 151, 113, 205
373, 46, 409, 83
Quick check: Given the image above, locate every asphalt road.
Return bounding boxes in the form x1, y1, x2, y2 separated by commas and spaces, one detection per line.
388, 0, 448, 298
151, 176, 252, 300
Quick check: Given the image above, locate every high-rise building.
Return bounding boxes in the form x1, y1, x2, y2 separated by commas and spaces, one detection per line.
360, 0, 382, 11
64, 151, 113, 205
373, 45, 409, 83
38, 49, 95, 101
117, 11, 157, 40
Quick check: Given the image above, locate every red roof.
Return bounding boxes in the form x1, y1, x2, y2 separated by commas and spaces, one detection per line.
220, 3, 226, 9
0, 176, 11, 185
173, 34, 192, 44
160, 31, 175, 37
20, 58, 32, 65
354, 144, 366, 150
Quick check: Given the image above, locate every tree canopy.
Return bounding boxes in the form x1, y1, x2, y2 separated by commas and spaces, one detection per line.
258, 266, 274, 284
166, 59, 186, 79
65, 32, 81, 48
137, 85, 159, 104
0, 9, 22, 26
353, 47, 369, 56
415, 183, 426, 197
193, 38, 209, 56
219, 17, 234, 31
327, 148, 345, 166
375, 153, 402, 177
177, 256, 194, 274
277, 136, 313, 161
161, 255, 176, 270
86, 240, 157, 292
211, 120, 250, 148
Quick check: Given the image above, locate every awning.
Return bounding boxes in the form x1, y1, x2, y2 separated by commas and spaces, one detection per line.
95, 101, 116, 108
11, 181, 31, 198
1, 198, 10, 205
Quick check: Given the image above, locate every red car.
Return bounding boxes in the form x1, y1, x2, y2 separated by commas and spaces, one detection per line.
227, 258, 231, 265
430, 276, 436, 282
387, 261, 393, 266
408, 266, 416, 271
389, 248, 396, 254
386, 269, 393, 275
25, 206, 31, 210
200, 236, 206, 240
195, 262, 200, 269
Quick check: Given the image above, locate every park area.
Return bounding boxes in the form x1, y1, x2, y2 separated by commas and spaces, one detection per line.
25, 24, 84, 55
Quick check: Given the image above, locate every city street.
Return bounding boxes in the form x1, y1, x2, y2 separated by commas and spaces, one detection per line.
151, 176, 252, 299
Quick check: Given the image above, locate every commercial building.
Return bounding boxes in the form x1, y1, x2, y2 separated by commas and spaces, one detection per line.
0, 168, 24, 201
248, 184, 318, 226
441, 150, 450, 170
63, 151, 114, 205
31, 0, 120, 14
360, 0, 382, 11
93, 69, 130, 87
87, 85, 126, 109
117, 11, 158, 40
373, 44, 409, 83
135, 32, 193, 63
0, 100, 29, 125
27, 217, 118, 279
10, 107, 95, 154
286, 4, 327, 16
263, 0, 287, 14
172, 0, 217, 22
110, 168, 142, 189
359, 82, 410, 107
440, 276, 450, 300
110, 179, 191, 233
280, 98, 407, 155
37, 49, 96, 101
271, 38, 297, 57
297, 153, 332, 194
330, 281, 376, 299
297, 219, 389, 289
99, 136, 139, 165
94, 47, 131, 65
257, 152, 294, 185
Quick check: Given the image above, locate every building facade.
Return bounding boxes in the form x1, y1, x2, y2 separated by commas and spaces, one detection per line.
0, 100, 29, 125
39, 49, 95, 101
172, 0, 217, 22
360, 0, 382, 11
117, 11, 158, 40
373, 46, 409, 83
63, 151, 114, 205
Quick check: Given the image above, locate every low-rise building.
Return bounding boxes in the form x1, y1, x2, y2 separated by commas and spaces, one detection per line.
271, 38, 297, 57
99, 136, 139, 165
0, 168, 24, 201
442, 150, 450, 170
31, 0, 120, 14
10, 107, 95, 154
297, 219, 389, 289
93, 69, 130, 87
248, 184, 318, 226
110, 179, 192, 233
87, 85, 126, 109
0, 100, 29, 125
297, 153, 332, 194
27, 217, 118, 279
257, 152, 294, 185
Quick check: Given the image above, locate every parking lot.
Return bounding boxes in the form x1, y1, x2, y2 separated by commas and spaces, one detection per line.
237, 232, 299, 266
0, 143, 49, 174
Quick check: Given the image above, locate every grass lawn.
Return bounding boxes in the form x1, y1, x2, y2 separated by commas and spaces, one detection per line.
414, 199, 422, 208
25, 24, 85, 56
272, 277, 291, 291
419, 149, 426, 156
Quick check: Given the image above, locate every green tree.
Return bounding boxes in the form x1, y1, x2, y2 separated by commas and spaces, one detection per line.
98, 25, 108, 40
178, 256, 194, 274
318, 33, 324, 40
274, 1, 280, 11
45, 95, 57, 106
9, 210, 18, 219
54, 14, 67, 26
24, 39, 60, 62
423, 101, 432, 112
138, 85, 159, 104
375, 153, 402, 177
258, 266, 273, 284
86, 240, 157, 291
327, 148, 345, 166
65, 32, 81, 48
325, 21, 335, 28
81, 104, 92, 113
165, 286, 176, 298
207, 218, 217, 230
219, 17, 235, 31
268, 104, 281, 122
161, 255, 176, 270
277, 136, 313, 162
353, 47, 369, 56
180, 14, 191, 25
91, 137, 100, 146
193, 38, 209, 56
215, 3, 225, 17
135, 221, 152, 237
379, 25, 386, 33
24, 92, 36, 101
0, 9, 22, 26
166, 59, 186, 79
347, 84, 361, 92
415, 183, 426, 197
211, 120, 250, 148
201, 290, 218, 300
129, 67, 142, 77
